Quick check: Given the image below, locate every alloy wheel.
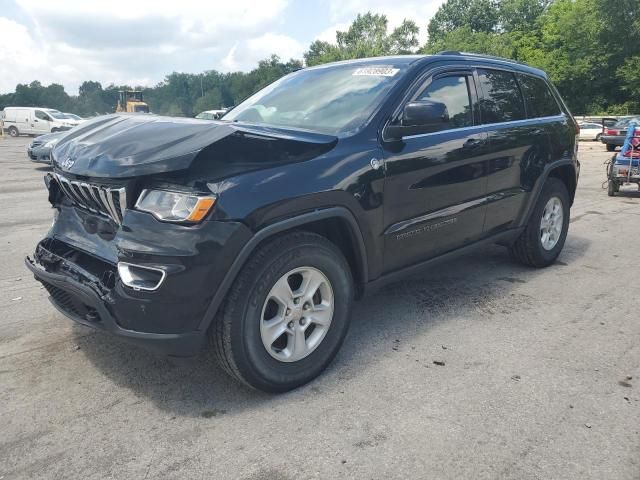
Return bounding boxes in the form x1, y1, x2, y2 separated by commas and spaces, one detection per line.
260, 267, 334, 362
540, 196, 564, 250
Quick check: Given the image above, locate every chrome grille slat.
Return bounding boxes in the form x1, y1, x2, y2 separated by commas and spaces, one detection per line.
88, 185, 109, 216
117, 187, 127, 221
54, 174, 126, 225
105, 188, 122, 223
98, 187, 121, 224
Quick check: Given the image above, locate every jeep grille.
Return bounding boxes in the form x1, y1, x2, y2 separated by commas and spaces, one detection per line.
54, 173, 127, 225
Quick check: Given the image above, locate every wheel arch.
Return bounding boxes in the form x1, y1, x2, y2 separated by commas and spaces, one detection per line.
518, 159, 577, 228
198, 207, 368, 331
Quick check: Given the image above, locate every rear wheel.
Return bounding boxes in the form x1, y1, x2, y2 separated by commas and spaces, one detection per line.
509, 178, 570, 268
8, 126, 18, 137
595, 133, 602, 142
211, 231, 353, 392
607, 180, 618, 196
606, 144, 616, 152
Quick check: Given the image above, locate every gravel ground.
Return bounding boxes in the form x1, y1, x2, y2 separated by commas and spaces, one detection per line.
0, 136, 638, 480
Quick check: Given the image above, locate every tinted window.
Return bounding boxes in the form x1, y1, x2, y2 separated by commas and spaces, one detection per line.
416, 75, 473, 129
477, 69, 525, 124
35, 110, 50, 121
516, 74, 561, 118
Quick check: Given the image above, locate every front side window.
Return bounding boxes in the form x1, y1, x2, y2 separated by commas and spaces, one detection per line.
516, 74, 561, 118
35, 110, 49, 121
223, 64, 408, 135
477, 69, 525, 124
416, 75, 473, 129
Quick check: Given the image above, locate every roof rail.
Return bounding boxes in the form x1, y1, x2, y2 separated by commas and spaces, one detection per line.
435, 50, 528, 66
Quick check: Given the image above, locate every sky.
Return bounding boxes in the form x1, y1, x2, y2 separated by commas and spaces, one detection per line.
0, 0, 445, 95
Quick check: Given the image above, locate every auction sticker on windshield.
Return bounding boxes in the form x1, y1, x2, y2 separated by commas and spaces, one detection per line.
352, 67, 400, 76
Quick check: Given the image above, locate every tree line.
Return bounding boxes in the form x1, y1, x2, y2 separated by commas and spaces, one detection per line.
1, 0, 638, 117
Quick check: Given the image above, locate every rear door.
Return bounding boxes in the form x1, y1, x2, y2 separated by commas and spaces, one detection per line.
381, 69, 489, 272
14, 109, 30, 133
477, 68, 554, 235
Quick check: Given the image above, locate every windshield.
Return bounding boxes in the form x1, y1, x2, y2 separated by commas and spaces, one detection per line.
65, 113, 81, 120
47, 110, 67, 119
223, 64, 408, 134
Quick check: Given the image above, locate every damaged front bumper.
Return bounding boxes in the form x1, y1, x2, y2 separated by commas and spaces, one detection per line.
25, 239, 205, 356
27, 205, 252, 356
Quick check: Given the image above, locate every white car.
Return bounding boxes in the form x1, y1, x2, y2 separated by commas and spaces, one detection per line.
578, 122, 603, 141
195, 109, 227, 120
2, 107, 75, 136
63, 113, 86, 126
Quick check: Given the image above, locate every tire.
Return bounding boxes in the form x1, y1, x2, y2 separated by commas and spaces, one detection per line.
606, 144, 616, 152
211, 231, 354, 392
51, 128, 58, 133
595, 133, 602, 142
8, 126, 18, 137
509, 177, 570, 268
607, 180, 616, 196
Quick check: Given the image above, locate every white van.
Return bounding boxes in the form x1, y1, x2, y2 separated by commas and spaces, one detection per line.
2, 107, 75, 137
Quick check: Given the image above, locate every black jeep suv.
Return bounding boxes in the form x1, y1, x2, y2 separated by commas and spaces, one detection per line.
27, 53, 579, 392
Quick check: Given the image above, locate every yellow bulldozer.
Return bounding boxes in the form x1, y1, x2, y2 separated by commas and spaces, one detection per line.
116, 90, 149, 113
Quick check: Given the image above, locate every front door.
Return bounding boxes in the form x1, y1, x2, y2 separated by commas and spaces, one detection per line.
33, 110, 51, 134
381, 70, 489, 273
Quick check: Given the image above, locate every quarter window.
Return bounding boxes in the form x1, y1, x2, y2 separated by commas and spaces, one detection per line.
516, 74, 561, 118
477, 69, 525, 124
416, 75, 473, 129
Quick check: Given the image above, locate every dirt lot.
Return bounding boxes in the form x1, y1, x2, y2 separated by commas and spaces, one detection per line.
0, 137, 638, 479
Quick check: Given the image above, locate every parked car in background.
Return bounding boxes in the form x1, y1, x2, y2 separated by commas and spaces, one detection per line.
27, 53, 579, 392
27, 131, 66, 164
578, 121, 603, 141
601, 117, 640, 151
195, 109, 227, 120
2, 107, 75, 136
63, 113, 86, 126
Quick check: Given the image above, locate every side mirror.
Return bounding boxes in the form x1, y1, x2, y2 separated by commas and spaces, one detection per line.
386, 100, 450, 139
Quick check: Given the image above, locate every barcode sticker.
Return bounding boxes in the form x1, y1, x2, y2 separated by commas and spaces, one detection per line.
352, 67, 400, 77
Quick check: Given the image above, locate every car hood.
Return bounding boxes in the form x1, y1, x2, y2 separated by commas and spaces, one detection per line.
51, 114, 338, 179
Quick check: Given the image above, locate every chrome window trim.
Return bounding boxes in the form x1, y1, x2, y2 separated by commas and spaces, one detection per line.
399, 114, 567, 141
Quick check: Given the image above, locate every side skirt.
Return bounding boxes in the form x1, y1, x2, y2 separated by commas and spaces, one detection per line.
361, 227, 524, 296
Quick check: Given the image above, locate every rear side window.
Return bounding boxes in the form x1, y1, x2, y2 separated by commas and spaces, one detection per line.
517, 74, 561, 118
416, 74, 473, 129
477, 69, 525, 124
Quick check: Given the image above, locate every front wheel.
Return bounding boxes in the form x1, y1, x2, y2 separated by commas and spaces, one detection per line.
606, 144, 616, 152
607, 180, 618, 196
211, 231, 354, 392
509, 178, 570, 267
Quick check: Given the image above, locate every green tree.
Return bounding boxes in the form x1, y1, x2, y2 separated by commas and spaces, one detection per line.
427, 0, 500, 42
305, 13, 419, 66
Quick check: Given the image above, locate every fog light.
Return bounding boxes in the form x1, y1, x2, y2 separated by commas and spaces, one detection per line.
117, 262, 166, 291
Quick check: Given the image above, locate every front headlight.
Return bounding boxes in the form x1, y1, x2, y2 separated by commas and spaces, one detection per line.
135, 190, 216, 223
44, 138, 60, 148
